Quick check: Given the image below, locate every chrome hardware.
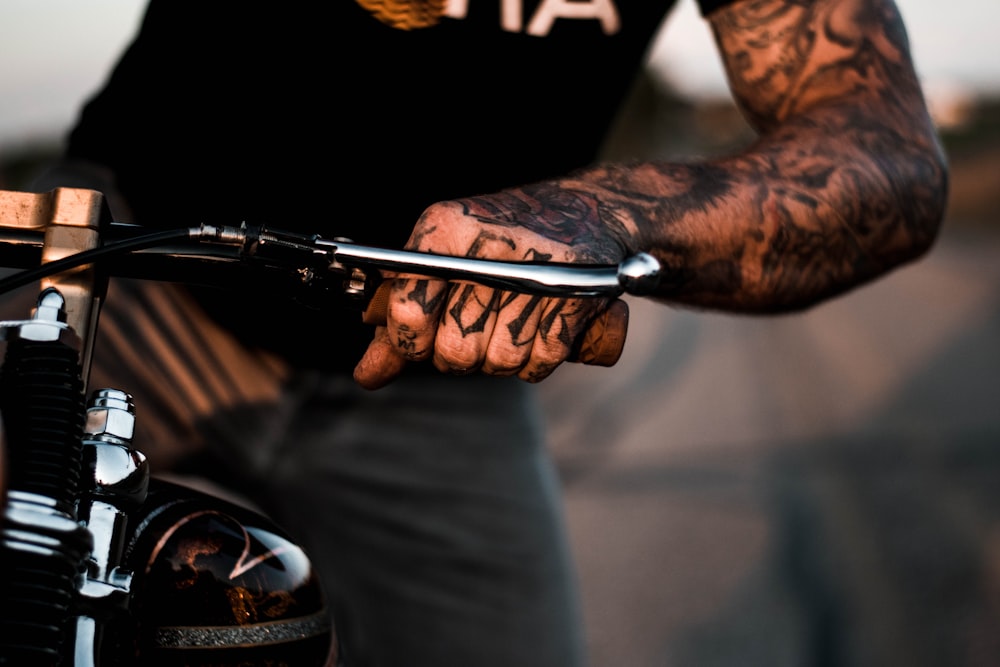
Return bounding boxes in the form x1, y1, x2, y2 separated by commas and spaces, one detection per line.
0, 288, 80, 348
75, 389, 148, 663
320, 238, 663, 298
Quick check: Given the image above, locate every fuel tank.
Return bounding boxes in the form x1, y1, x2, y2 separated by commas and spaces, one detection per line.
117, 477, 336, 666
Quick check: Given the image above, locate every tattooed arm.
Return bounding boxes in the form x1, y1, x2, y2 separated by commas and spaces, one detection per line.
636, 0, 949, 311
354, 0, 948, 389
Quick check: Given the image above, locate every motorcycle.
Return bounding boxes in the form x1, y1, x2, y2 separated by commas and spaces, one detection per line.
0, 186, 660, 666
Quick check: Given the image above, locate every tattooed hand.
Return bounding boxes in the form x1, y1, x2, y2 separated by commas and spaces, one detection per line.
353, 183, 633, 389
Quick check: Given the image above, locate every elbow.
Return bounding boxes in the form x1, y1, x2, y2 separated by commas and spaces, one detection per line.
900, 145, 950, 265
867, 136, 950, 274
757, 146, 949, 314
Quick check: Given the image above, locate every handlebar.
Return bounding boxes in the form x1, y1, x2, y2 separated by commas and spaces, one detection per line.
0, 188, 663, 366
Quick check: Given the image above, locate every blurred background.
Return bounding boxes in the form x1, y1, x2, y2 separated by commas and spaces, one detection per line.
2, 1, 998, 665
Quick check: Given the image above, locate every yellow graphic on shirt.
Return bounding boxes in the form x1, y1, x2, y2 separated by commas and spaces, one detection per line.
355, 0, 449, 30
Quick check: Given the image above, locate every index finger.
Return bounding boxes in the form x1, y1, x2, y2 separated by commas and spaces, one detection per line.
380, 275, 450, 363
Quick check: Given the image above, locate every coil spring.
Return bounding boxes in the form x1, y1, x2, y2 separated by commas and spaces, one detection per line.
0, 337, 89, 666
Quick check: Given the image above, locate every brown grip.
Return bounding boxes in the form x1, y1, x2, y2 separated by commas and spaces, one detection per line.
362, 281, 629, 367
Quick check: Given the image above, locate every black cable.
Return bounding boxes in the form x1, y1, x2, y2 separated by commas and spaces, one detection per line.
0, 228, 195, 296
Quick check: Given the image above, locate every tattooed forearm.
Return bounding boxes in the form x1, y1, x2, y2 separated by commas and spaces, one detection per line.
567, 99, 945, 311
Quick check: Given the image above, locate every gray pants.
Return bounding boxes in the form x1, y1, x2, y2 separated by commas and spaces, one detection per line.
198, 372, 586, 666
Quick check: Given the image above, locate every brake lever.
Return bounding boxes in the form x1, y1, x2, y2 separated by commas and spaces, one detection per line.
320, 237, 662, 367
320, 238, 663, 299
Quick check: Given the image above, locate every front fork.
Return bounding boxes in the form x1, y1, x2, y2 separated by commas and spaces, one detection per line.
0, 289, 92, 665
0, 288, 148, 667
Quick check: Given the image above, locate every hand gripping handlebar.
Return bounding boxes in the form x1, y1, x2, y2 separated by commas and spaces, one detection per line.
0, 187, 663, 367
324, 239, 662, 366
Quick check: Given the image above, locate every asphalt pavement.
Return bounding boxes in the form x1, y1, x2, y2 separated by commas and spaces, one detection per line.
540, 221, 1000, 667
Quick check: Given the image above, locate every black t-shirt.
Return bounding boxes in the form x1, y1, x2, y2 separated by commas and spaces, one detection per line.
65, 0, 740, 370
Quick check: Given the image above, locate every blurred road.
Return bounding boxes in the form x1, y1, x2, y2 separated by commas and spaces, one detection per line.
540, 221, 1000, 666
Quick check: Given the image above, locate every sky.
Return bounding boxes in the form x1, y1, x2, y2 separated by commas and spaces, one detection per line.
1, 0, 998, 151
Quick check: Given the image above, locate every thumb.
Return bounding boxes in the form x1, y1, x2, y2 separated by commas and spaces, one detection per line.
353, 326, 409, 390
